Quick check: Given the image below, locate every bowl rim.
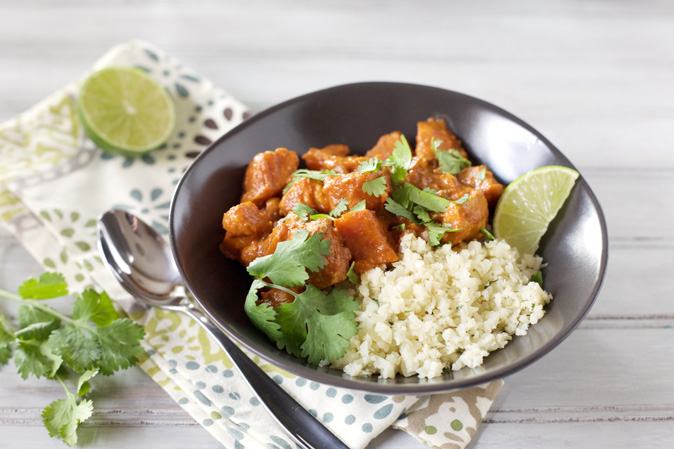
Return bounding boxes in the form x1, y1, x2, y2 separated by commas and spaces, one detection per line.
169, 81, 609, 393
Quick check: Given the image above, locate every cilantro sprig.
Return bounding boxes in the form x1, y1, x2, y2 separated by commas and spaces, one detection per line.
283, 168, 339, 193
244, 230, 359, 364
0, 272, 145, 446
433, 139, 472, 175
385, 182, 462, 246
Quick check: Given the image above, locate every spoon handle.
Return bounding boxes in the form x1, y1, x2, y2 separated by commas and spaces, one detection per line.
179, 303, 350, 449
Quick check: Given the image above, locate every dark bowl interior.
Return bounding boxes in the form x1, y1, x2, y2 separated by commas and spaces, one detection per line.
169, 82, 608, 394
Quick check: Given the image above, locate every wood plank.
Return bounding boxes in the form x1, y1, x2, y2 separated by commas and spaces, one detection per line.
467, 421, 674, 449
493, 328, 674, 410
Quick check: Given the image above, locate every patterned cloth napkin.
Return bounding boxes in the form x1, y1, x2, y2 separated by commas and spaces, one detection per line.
0, 40, 502, 449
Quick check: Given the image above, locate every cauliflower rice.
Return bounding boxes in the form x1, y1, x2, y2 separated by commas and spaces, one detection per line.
331, 233, 552, 379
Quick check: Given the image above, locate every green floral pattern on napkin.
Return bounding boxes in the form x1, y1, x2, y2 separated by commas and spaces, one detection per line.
0, 40, 501, 449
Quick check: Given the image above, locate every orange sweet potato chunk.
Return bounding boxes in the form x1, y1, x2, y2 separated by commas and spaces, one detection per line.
334, 209, 399, 273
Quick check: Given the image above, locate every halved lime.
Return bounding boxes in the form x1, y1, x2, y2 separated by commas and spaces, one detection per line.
493, 165, 579, 255
77, 67, 175, 157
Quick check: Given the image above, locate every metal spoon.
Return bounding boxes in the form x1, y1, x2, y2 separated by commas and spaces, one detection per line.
97, 209, 349, 449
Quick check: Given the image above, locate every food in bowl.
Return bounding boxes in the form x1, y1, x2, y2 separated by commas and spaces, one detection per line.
219, 117, 559, 378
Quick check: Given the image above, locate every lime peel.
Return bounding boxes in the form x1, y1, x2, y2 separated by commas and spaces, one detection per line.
493, 165, 579, 256
77, 67, 175, 157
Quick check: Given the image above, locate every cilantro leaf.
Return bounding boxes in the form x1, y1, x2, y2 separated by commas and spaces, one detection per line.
77, 369, 98, 397
0, 345, 11, 364
244, 279, 282, 340
530, 270, 543, 287
388, 135, 413, 186
413, 205, 432, 223
329, 199, 349, 218
346, 262, 359, 284
358, 158, 383, 173
276, 285, 358, 365
301, 309, 357, 365
426, 222, 461, 246
391, 183, 413, 208
362, 176, 387, 197
18, 272, 68, 300
48, 325, 101, 373
15, 320, 61, 342
391, 183, 450, 213
275, 289, 312, 352
435, 145, 472, 175
481, 226, 495, 240
283, 169, 339, 193
18, 305, 61, 340
0, 315, 14, 364
312, 287, 360, 316
407, 184, 451, 212
94, 319, 146, 375
348, 200, 367, 213
247, 230, 331, 287
18, 304, 53, 327
72, 289, 118, 327
384, 198, 418, 223
42, 392, 93, 447
452, 193, 469, 205
14, 340, 62, 379
0, 315, 16, 346
292, 203, 317, 222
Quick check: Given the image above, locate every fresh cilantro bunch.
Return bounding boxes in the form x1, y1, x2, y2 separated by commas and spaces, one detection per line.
244, 230, 359, 365
0, 272, 145, 447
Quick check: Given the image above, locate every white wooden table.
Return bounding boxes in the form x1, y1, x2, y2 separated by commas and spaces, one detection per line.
1, 1, 673, 447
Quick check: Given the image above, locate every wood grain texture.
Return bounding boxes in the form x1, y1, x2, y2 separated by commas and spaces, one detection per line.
0, 0, 672, 447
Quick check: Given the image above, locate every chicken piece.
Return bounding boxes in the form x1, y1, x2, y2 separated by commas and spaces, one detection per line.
264, 197, 283, 222
222, 201, 273, 236
334, 209, 399, 273
405, 156, 463, 191
415, 118, 467, 161
220, 234, 258, 262
457, 165, 504, 208
364, 131, 402, 160
220, 202, 273, 262
302, 144, 365, 174
260, 215, 351, 289
435, 187, 489, 245
279, 177, 332, 216
241, 148, 299, 205
322, 170, 391, 211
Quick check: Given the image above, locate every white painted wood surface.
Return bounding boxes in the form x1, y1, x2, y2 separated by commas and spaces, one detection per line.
1, 0, 673, 447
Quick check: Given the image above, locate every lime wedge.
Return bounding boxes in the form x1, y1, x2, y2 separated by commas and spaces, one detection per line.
493, 165, 579, 255
77, 67, 175, 157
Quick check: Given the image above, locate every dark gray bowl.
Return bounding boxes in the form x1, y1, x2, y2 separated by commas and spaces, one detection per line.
169, 82, 608, 394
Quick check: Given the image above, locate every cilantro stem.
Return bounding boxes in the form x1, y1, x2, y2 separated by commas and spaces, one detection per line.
55, 374, 78, 403
0, 288, 22, 301
0, 290, 74, 324
28, 302, 74, 324
259, 282, 300, 299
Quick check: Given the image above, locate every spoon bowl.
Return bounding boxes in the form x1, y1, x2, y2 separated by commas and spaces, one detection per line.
98, 209, 184, 306
97, 209, 349, 449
